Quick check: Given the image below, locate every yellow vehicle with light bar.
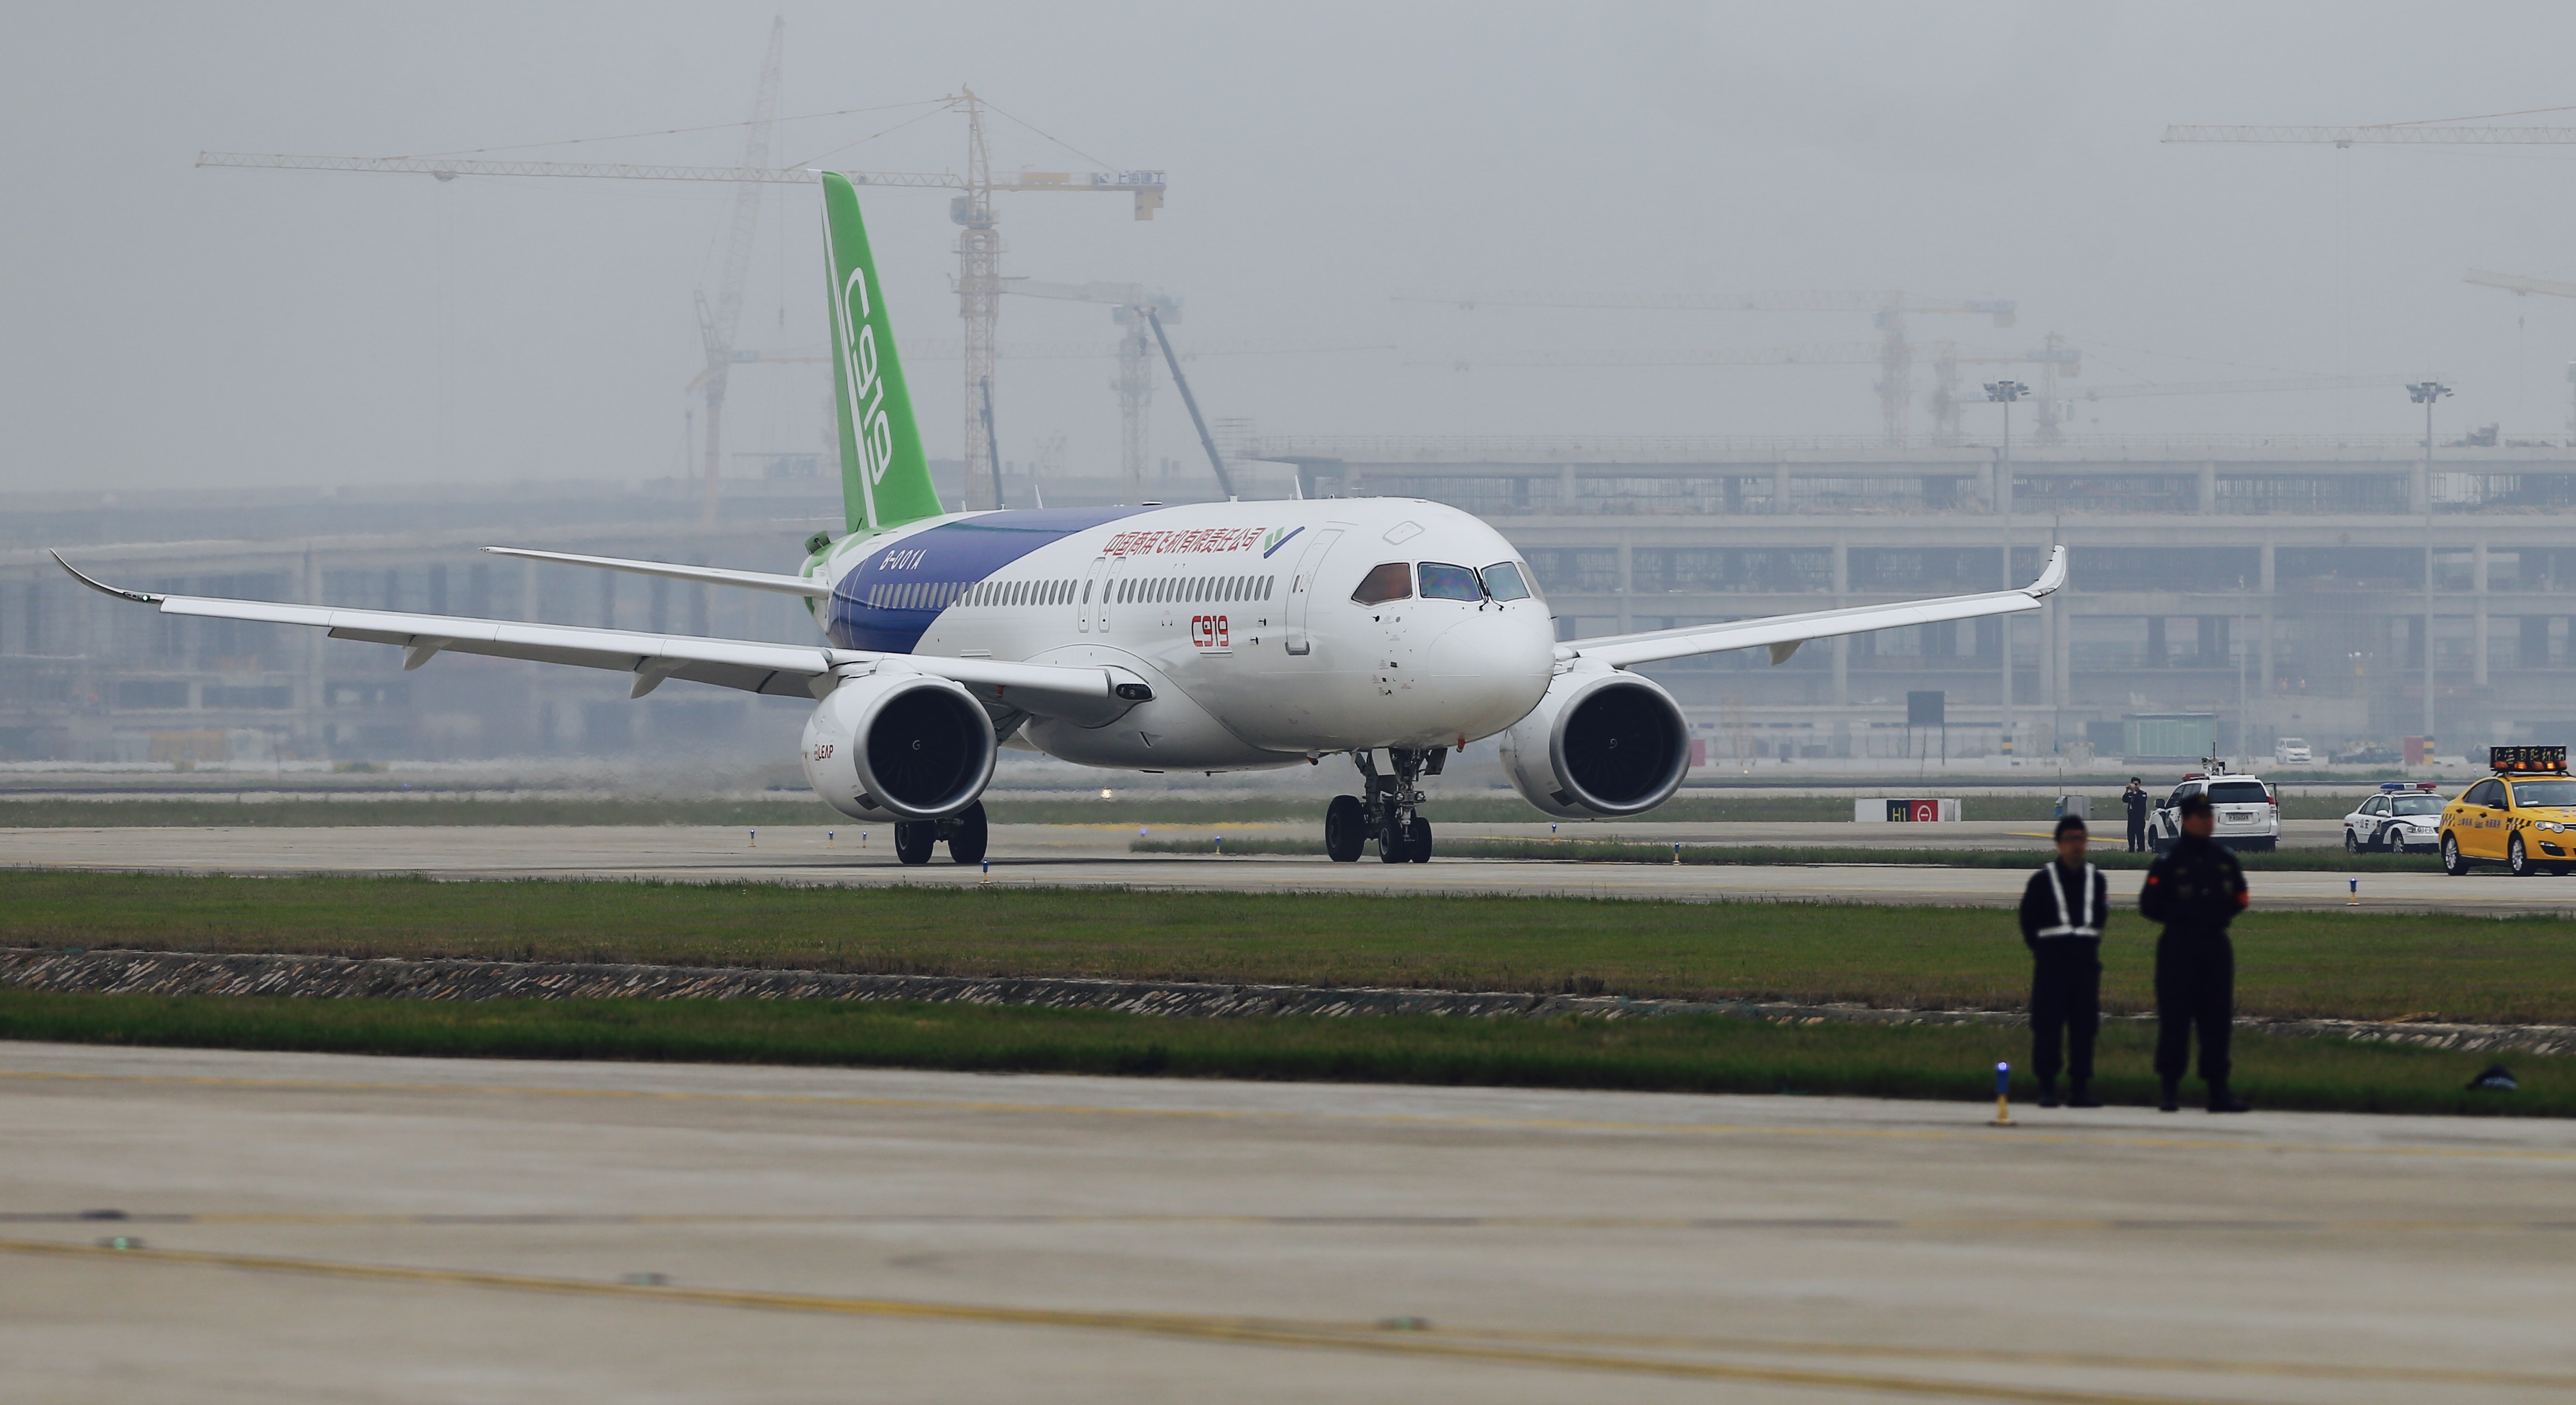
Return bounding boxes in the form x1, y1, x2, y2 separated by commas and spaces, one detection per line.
2440, 745, 2576, 877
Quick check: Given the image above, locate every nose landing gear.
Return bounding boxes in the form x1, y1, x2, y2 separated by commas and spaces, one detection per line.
1325, 747, 1441, 864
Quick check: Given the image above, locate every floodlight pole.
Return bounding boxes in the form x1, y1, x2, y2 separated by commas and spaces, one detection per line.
2408, 381, 2452, 748
1987, 380, 2029, 754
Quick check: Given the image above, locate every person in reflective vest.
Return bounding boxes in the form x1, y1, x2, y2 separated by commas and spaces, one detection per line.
2138, 793, 2252, 1114
2016, 815, 2108, 1107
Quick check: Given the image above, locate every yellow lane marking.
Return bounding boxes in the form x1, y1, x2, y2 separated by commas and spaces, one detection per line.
0, 1236, 2270, 1404
16, 1210, 2570, 1237
1425, 1322, 2576, 1393
3, 1066, 2571, 1163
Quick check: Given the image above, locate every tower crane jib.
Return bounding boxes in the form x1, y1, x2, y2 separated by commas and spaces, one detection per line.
1393, 289, 2017, 445
199, 78, 1166, 516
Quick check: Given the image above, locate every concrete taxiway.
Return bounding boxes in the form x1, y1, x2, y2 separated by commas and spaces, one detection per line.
2, 1042, 2570, 1403
5, 823, 2572, 914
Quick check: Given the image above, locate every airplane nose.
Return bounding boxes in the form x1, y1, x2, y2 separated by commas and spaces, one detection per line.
1423, 608, 1554, 727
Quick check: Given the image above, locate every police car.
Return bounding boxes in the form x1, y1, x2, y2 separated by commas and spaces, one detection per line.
2343, 782, 2444, 853
2145, 763, 2279, 853
2440, 745, 2576, 878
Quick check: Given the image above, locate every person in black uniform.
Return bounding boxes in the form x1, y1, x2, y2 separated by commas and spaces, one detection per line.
2017, 815, 2108, 1108
2122, 778, 2150, 852
2138, 793, 2251, 1113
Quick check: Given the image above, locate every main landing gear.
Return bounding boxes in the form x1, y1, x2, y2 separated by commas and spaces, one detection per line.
893, 800, 987, 867
1324, 747, 1443, 864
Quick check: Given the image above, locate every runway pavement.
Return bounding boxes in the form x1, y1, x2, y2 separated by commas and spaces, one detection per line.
2, 1042, 2569, 1403
6, 823, 2574, 914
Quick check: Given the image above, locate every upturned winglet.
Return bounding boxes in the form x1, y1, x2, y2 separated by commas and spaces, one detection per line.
50, 551, 165, 605
2026, 544, 2069, 598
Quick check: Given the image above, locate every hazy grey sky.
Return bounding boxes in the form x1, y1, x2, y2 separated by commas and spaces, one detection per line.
13, 1, 2576, 492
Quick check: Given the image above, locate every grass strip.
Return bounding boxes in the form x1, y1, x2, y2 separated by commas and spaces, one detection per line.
0, 989, 2558, 1117
1132, 837, 2437, 873
0, 792, 2368, 828
3, 871, 2571, 1025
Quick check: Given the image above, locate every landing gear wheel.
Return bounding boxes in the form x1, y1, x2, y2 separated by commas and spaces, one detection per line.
1406, 816, 1432, 864
946, 801, 988, 866
1323, 795, 1366, 863
1377, 812, 1411, 864
893, 820, 937, 866
2441, 833, 2469, 877
2509, 833, 2534, 877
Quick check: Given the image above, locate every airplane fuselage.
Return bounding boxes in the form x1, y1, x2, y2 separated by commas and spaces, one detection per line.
813, 498, 1557, 771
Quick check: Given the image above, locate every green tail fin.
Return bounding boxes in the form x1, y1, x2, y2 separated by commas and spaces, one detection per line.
821, 171, 940, 533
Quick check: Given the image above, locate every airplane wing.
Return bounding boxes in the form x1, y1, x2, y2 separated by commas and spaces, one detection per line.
1560, 544, 2066, 669
51, 552, 1145, 719
480, 546, 834, 598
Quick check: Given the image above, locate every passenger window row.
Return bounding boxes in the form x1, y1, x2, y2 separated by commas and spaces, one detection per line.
961, 578, 1075, 609
872, 573, 1281, 612
866, 581, 976, 611
1114, 574, 1274, 605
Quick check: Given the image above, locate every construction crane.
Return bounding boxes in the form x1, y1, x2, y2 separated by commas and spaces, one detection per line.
2073, 373, 2430, 401
1393, 289, 2016, 445
200, 91, 1163, 512
690, 17, 783, 524
1929, 335, 2082, 445
1416, 340, 1894, 369
1004, 280, 1178, 501
2163, 124, 2576, 146
2465, 269, 2576, 433
2467, 268, 2576, 300
903, 336, 1383, 361
723, 333, 1374, 498
1418, 335, 2077, 445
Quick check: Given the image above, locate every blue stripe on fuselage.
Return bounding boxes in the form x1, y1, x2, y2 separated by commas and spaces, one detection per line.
825, 505, 1150, 652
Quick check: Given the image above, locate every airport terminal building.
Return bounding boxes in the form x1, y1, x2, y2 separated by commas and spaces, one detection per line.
6, 432, 2574, 766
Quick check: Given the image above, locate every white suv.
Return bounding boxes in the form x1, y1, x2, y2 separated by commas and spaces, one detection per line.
2146, 771, 2281, 853
2274, 737, 2313, 765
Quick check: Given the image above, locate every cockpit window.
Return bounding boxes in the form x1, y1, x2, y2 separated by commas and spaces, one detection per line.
1418, 562, 1481, 601
1351, 562, 1413, 605
1479, 562, 1532, 601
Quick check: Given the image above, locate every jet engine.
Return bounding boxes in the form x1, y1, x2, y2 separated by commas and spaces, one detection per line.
1498, 666, 1691, 819
799, 669, 997, 821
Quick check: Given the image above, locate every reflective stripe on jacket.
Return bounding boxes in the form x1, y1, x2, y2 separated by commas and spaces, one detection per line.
2036, 861, 2099, 938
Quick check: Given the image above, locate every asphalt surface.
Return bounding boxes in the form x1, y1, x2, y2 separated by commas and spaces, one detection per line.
7, 822, 2575, 914
3, 1042, 2569, 1403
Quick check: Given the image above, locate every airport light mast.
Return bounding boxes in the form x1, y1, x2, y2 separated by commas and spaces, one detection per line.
2409, 380, 2452, 747
1987, 379, 2030, 752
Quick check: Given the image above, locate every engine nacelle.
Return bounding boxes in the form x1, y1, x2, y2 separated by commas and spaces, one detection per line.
799, 669, 998, 821
1498, 666, 1691, 819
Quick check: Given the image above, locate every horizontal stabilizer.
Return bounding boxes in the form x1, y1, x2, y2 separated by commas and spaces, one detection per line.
481, 547, 833, 599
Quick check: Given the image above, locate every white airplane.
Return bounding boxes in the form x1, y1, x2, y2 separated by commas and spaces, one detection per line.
57, 172, 2064, 866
